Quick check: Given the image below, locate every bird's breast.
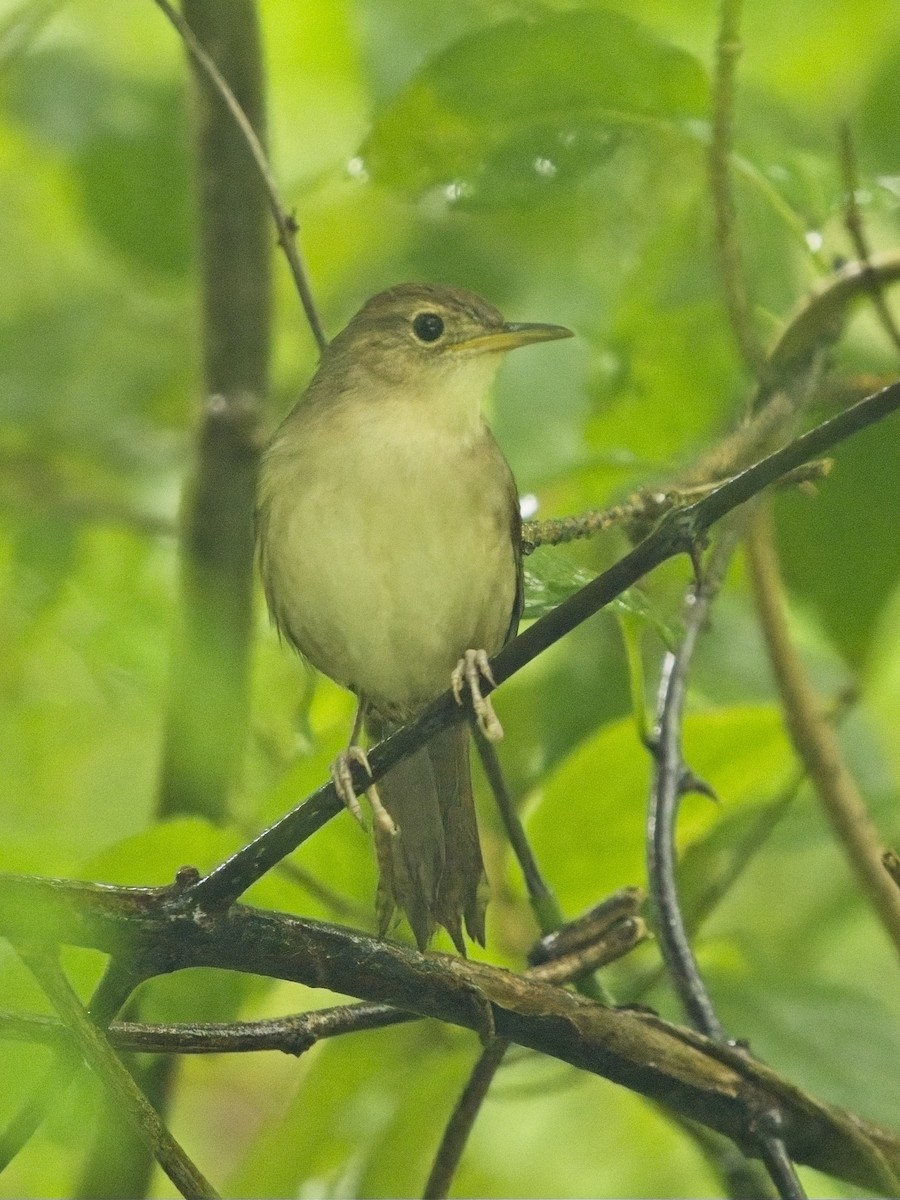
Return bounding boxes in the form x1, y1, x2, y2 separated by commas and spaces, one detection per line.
259, 401, 519, 719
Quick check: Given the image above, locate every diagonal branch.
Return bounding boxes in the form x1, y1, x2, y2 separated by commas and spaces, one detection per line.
746, 508, 900, 959
838, 122, 900, 356
18, 947, 218, 1199
150, 0, 326, 350
182, 378, 900, 912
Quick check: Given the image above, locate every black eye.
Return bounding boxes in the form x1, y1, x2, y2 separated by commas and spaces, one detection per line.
412, 312, 445, 343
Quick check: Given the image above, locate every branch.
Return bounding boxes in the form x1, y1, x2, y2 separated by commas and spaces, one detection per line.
472, 732, 563, 934
150, 0, 326, 350
18, 948, 218, 1200
1, 874, 898, 1195
0, 957, 140, 1169
760, 252, 900, 407
156, 0, 270, 822
182, 377, 900, 912
0, 1002, 414, 1056
647, 518, 807, 1199
423, 1037, 509, 1199
647, 529, 741, 1041
746, 509, 900, 959
424, 894, 645, 1197
710, 0, 767, 377
839, 123, 900, 355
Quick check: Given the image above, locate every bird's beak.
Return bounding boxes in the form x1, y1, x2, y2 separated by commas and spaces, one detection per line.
451, 322, 574, 353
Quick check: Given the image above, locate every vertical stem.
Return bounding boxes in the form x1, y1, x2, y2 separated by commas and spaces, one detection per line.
157, 0, 271, 820
710, 0, 766, 378
746, 507, 900, 959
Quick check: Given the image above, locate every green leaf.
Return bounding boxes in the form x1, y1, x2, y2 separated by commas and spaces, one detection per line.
522, 545, 594, 618
524, 706, 794, 915
6, 47, 193, 275
362, 8, 708, 204
227, 1022, 475, 1197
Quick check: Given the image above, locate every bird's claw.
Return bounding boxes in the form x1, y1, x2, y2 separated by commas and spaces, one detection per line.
451, 648, 503, 742
331, 746, 397, 836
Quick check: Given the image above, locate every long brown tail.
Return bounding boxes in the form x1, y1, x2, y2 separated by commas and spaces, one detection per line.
369, 721, 488, 953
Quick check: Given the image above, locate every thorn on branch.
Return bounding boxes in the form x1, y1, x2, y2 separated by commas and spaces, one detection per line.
678, 768, 720, 804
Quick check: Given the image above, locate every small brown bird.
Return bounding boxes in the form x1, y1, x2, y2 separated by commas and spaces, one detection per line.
257, 283, 572, 950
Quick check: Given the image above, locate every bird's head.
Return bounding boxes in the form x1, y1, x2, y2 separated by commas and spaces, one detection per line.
314, 283, 573, 435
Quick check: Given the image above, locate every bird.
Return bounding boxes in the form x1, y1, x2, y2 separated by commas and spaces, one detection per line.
257, 282, 572, 951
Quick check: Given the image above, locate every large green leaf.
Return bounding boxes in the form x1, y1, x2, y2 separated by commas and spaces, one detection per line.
363, 8, 708, 204
524, 706, 794, 915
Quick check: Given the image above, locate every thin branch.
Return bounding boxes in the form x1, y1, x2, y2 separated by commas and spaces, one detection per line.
0, 957, 140, 1169
710, 0, 767, 377
181, 377, 900, 913
669, 1114, 779, 1200
18, 949, 218, 1200
746, 508, 900, 960
423, 1037, 509, 1200
647, 519, 807, 1200
150, 0, 326, 350
235, 820, 371, 923
760, 252, 900, 408
473, 732, 560, 927
839, 122, 900, 355
0, 1002, 414, 1056
756, 1118, 808, 1200
1, 874, 899, 1195
647, 528, 741, 1040
423, 887, 644, 1197
522, 462, 830, 552
526, 915, 646, 986
522, 498, 638, 549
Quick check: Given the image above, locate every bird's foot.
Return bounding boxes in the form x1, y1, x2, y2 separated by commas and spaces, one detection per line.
451, 648, 503, 742
331, 746, 397, 836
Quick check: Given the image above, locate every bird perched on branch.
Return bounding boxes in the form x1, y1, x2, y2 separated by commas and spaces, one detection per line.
257, 283, 572, 951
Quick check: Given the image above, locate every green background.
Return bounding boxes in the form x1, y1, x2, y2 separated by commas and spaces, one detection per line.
1, 0, 900, 1196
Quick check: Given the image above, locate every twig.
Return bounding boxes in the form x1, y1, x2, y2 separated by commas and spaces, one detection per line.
428, 737, 629, 1197
181, 378, 900, 912
522, 462, 830, 554
647, 528, 741, 1040
2, 874, 899, 1194
670, 1114, 779, 1200
759, 252, 900, 408
0, 1002, 414, 1055
0, 957, 140, 1169
234, 819, 371, 923
710, 0, 767, 378
839, 123, 900, 355
522, 499, 636, 549
18, 949, 218, 1200
646, 519, 808, 1200
150, 0, 326, 350
746, 508, 900, 959
422, 897, 645, 1195
423, 1037, 509, 1200
472, 732, 559, 928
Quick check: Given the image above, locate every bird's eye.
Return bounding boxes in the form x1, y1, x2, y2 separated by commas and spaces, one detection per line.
412, 312, 445, 343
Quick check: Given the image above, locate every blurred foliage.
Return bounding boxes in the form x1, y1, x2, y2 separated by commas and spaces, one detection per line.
1, 0, 900, 1197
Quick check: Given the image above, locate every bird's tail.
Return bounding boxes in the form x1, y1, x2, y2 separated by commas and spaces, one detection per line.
368, 719, 488, 953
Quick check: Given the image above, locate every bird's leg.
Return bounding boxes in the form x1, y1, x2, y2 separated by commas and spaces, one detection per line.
451, 649, 503, 742
331, 699, 397, 836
